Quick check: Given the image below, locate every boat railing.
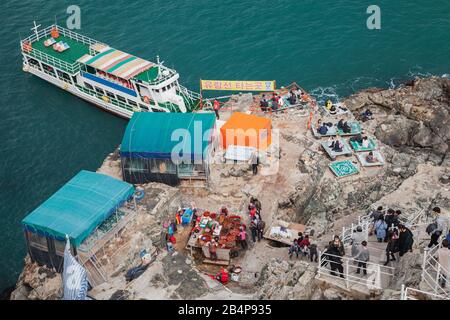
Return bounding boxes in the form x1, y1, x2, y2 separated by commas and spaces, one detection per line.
75, 84, 136, 112
24, 47, 82, 75
22, 24, 102, 49
21, 24, 105, 75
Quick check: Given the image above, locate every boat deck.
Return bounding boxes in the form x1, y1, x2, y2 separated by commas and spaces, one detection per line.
134, 66, 159, 82
31, 35, 90, 65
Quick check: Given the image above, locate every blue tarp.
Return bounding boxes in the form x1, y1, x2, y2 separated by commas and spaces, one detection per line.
22, 170, 135, 247
120, 112, 216, 160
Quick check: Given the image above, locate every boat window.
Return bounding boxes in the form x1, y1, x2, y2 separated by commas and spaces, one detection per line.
128, 100, 138, 107
151, 108, 164, 113
27, 57, 41, 70
162, 87, 166, 92
95, 87, 105, 94
139, 104, 149, 111
57, 70, 72, 83
86, 66, 96, 74
116, 95, 126, 103
155, 89, 160, 93
105, 91, 115, 98
41, 63, 56, 77
84, 82, 94, 90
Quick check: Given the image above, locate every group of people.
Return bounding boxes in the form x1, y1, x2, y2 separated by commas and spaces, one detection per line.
337, 119, 352, 133
288, 233, 318, 262
370, 206, 414, 265
260, 88, 305, 112
350, 133, 370, 149
248, 197, 265, 243
328, 136, 344, 152
316, 118, 352, 135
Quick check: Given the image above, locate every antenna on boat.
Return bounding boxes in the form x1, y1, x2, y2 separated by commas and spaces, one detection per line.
31, 21, 41, 41
54, 15, 57, 27
156, 55, 160, 65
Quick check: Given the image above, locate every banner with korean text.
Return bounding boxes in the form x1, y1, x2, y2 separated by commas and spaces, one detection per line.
201, 80, 276, 91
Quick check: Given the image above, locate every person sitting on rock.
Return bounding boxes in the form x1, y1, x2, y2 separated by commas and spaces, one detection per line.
366, 151, 379, 163
299, 235, 311, 257
260, 94, 269, 111
362, 136, 370, 148
361, 109, 373, 122
271, 93, 279, 111
209, 239, 218, 261
337, 119, 345, 130
332, 139, 344, 152
326, 100, 333, 110
318, 122, 328, 135
289, 90, 297, 105
289, 239, 300, 259
342, 121, 352, 133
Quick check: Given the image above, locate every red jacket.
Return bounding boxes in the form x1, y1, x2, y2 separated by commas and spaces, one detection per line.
299, 238, 310, 248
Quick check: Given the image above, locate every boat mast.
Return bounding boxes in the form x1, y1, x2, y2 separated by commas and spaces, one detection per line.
31, 21, 41, 41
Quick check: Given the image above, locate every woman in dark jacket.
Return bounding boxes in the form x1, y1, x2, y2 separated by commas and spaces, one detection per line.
384, 230, 399, 265
398, 224, 414, 257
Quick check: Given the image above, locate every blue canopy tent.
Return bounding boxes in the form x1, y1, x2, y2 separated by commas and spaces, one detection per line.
22, 170, 134, 271
120, 112, 216, 186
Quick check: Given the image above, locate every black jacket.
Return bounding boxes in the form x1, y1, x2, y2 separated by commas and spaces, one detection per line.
398, 228, 414, 255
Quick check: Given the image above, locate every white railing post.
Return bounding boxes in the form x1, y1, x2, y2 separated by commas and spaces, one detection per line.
345, 260, 349, 289
400, 284, 406, 300
422, 247, 428, 281
435, 264, 441, 294
317, 250, 322, 278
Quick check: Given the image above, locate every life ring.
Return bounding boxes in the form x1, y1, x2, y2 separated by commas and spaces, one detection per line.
133, 106, 142, 112
63, 83, 69, 90
143, 96, 150, 104
134, 187, 145, 201
102, 96, 110, 103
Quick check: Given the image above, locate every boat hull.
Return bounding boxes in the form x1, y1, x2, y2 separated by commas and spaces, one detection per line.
24, 64, 134, 119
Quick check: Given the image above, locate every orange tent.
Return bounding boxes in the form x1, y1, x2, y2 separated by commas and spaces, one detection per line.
220, 112, 272, 150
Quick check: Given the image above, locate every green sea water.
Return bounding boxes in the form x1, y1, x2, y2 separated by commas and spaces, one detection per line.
0, 0, 449, 292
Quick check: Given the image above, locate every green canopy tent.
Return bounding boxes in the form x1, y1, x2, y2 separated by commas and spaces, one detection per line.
120, 112, 216, 186
22, 170, 134, 271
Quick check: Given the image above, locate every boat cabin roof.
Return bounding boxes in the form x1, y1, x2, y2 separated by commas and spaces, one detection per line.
30, 32, 160, 82
78, 47, 155, 80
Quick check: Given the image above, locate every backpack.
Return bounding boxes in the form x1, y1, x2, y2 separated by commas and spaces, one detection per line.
426, 222, 437, 235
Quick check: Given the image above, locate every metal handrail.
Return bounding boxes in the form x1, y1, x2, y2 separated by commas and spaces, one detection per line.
421, 245, 450, 297
317, 250, 394, 290
401, 284, 450, 300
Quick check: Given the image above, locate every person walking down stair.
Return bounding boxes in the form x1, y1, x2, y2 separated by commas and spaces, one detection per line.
257, 218, 265, 241
384, 229, 399, 266
374, 216, 388, 243
328, 238, 345, 278
351, 226, 366, 257
427, 207, 447, 248
398, 224, 414, 257
250, 151, 259, 175
355, 241, 370, 276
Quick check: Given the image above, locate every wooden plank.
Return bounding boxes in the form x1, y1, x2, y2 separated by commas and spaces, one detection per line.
203, 259, 229, 266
